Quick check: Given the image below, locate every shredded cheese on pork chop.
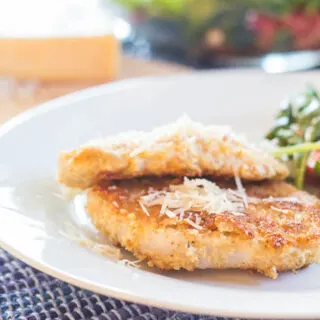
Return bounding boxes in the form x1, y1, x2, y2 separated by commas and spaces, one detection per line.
138, 177, 308, 231
140, 177, 247, 229
234, 174, 248, 208
88, 115, 234, 155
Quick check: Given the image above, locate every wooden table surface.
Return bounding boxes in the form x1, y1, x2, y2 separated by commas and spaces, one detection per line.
0, 56, 188, 124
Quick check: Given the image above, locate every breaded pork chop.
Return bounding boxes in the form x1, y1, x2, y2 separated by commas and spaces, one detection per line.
59, 116, 288, 189
86, 177, 320, 279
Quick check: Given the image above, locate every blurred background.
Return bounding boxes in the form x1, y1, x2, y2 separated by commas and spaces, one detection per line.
1, 0, 320, 123
117, 0, 320, 71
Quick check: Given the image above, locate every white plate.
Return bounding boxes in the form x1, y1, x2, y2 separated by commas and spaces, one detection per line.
1, 70, 320, 319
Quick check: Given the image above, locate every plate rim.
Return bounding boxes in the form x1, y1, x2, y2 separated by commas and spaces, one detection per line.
1, 70, 320, 319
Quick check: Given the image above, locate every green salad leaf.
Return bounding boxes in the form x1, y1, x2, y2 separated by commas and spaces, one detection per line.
267, 86, 320, 189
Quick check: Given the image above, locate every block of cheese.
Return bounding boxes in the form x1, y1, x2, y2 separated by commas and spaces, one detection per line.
0, 36, 120, 82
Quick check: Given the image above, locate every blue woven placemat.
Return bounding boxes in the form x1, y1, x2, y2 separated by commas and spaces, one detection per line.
0, 249, 245, 320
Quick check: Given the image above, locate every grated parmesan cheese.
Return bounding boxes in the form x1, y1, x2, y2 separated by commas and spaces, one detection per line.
262, 196, 299, 203
85, 115, 255, 160
112, 200, 119, 208
140, 177, 247, 230
270, 206, 290, 213
138, 177, 305, 231
139, 200, 150, 216
184, 216, 203, 230
118, 259, 141, 268
59, 222, 121, 260
234, 174, 248, 208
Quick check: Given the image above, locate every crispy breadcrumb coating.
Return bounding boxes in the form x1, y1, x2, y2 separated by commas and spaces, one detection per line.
86, 177, 320, 279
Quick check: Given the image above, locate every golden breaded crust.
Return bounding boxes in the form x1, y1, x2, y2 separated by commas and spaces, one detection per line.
58, 117, 288, 189
86, 178, 320, 278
